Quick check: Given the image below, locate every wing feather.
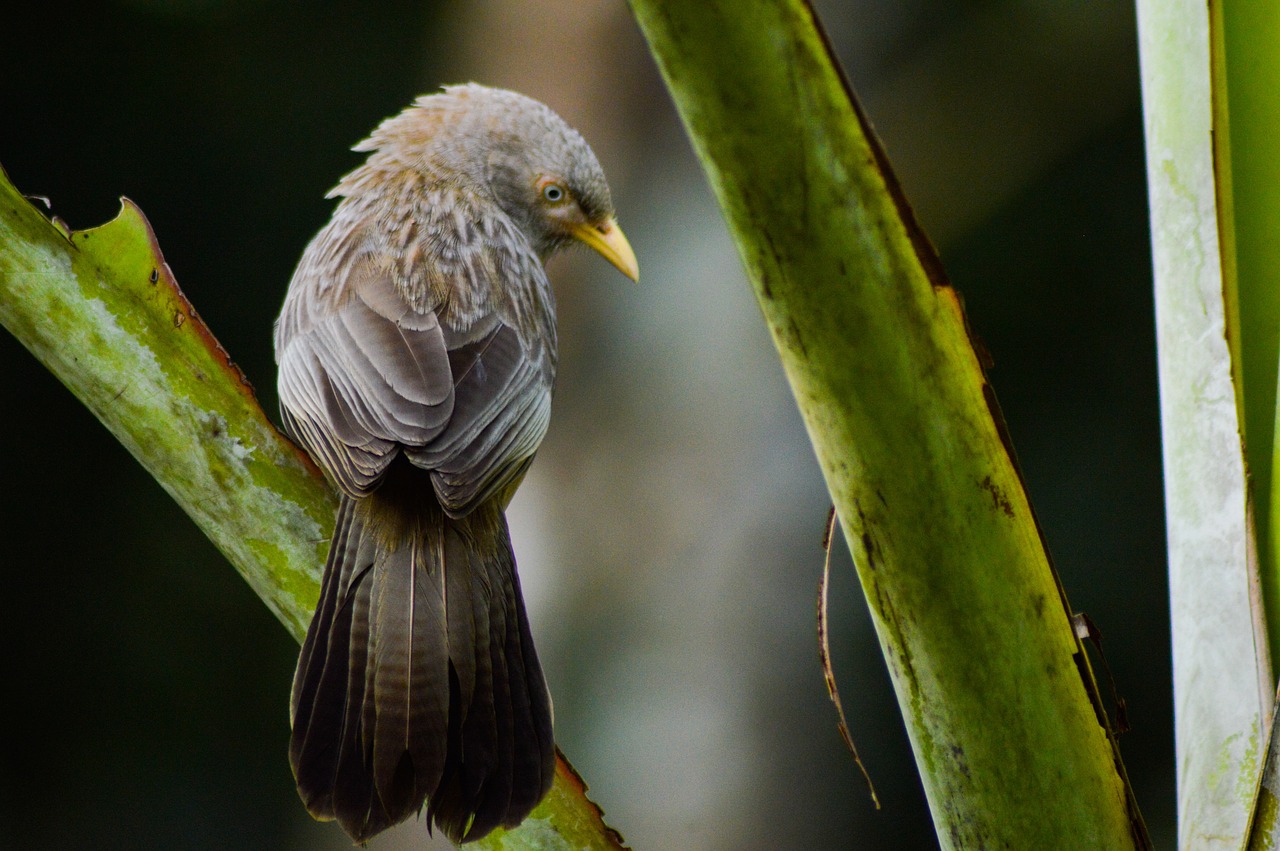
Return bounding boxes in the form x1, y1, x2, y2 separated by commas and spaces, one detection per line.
277, 229, 554, 512
277, 274, 455, 496
405, 323, 552, 515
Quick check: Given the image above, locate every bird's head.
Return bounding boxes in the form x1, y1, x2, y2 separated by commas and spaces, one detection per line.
352, 83, 638, 282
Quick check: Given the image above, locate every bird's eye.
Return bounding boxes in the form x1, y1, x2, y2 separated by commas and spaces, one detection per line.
542, 183, 566, 203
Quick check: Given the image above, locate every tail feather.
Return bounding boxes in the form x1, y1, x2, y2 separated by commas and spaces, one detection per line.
444, 526, 478, 719
456, 558, 517, 841
430, 530, 496, 826
370, 544, 449, 820
289, 494, 554, 844
290, 497, 358, 737
331, 557, 388, 840
505, 569, 555, 822
290, 497, 362, 818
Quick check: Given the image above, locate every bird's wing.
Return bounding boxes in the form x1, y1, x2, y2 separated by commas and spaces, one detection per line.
276, 265, 455, 496
405, 310, 553, 517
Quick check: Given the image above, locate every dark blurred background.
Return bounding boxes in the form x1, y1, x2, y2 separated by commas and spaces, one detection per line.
0, 1, 1169, 848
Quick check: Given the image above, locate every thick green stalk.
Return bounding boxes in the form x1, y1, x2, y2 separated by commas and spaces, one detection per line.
1137, 1, 1274, 847
0, 167, 623, 850
0, 183, 333, 641
1218, 0, 1280, 673
1214, 1, 1280, 847
629, 1, 1146, 846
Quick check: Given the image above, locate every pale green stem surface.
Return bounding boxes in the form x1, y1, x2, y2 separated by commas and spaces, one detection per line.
1226, 4, 1280, 673
0, 179, 333, 641
0, 168, 624, 850
630, 1, 1147, 847
1218, 0, 1280, 674
1136, 1, 1272, 847
1217, 1, 1280, 848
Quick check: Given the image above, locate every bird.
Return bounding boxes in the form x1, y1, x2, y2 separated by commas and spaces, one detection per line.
274, 83, 637, 844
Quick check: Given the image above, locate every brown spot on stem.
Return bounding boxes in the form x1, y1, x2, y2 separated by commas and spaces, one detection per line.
979, 475, 1014, 518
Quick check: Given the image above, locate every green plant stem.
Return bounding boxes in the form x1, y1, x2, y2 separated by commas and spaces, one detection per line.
1217, 0, 1280, 676
1138, 0, 1275, 846
629, 1, 1147, 846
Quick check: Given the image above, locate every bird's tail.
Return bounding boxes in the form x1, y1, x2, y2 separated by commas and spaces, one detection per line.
289, 492, 555, 843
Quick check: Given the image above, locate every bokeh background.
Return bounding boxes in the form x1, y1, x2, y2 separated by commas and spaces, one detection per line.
0, 1, 1169, 849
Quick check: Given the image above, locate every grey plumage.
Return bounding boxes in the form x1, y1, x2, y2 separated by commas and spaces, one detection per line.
276, 84, 635, 843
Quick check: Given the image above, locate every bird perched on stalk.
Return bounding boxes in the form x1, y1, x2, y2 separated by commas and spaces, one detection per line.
274, 84, 637, 844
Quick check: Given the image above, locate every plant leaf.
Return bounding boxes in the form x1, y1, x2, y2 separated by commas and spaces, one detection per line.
1136, 1, 1271, 847
630, 1, 1148, 846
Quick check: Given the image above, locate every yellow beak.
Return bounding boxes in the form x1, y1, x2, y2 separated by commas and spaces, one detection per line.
571, 218, 639, 282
